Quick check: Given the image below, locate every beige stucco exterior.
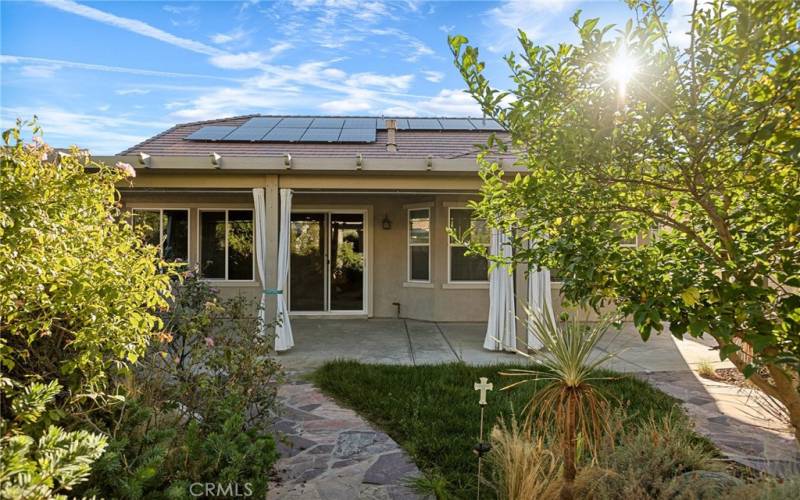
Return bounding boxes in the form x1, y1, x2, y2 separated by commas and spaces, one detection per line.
111, 159, 571, 326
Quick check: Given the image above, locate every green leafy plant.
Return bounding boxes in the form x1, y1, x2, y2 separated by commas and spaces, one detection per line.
0, 380, 108, 500
500, 310, 617, 500
81, 274, 282, 499
450, 0, 800, 442
0, 121, 172, 496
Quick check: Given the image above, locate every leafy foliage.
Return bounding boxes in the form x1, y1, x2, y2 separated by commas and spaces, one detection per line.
80, 274, 282, 499
0, 380, 108, 500
450, 0, 800, 438
0, 121, 171, 496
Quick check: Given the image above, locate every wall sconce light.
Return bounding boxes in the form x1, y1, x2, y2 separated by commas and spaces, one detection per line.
382, 214, 392, 230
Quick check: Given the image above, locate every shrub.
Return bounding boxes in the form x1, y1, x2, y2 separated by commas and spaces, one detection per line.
80, 274, 282, 498
0, 122, 172, 495
595, 412, 719, 498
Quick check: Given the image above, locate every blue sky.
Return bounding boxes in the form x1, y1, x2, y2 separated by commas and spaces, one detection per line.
0, 0, 679, 154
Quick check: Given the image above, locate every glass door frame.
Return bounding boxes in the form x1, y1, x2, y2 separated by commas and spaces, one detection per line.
288, 207, 371, 316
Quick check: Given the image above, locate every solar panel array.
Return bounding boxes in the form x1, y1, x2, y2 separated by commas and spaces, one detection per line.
184, 117, 504, 143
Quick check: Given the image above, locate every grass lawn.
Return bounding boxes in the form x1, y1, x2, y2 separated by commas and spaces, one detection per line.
312, 361, 709, 499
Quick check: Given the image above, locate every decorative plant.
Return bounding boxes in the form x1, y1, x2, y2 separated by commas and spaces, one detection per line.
500, 307, 617, 500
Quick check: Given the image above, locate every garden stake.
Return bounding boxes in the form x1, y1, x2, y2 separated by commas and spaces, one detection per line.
473, 377, 493, 500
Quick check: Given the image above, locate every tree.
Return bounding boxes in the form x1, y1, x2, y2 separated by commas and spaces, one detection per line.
451, 0, 800, 439
0, 121, 174, 495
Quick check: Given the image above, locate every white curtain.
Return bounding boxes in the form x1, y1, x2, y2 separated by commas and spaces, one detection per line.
527, 267, 555, 350
252, 189, 269, 340
483, 229, 517, 352
274, 188, 294, 351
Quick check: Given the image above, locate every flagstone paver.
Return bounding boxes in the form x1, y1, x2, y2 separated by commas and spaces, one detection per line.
268, 379, 430, 499
640, 370, 800, 477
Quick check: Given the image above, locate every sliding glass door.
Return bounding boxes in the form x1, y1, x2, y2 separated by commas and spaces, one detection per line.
289, 211, 365, 313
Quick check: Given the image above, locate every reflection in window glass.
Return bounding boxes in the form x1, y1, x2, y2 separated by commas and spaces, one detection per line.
228, 210, 254, 280
408, 208, 430, 281
134, 210, 162, 249
449, 208, 489, 282
200, 211, 226, 279
133, 209, 188, 262
163, 210, 188, 262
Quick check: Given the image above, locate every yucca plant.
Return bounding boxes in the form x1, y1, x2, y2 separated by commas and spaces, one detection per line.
500, 304, 619, 500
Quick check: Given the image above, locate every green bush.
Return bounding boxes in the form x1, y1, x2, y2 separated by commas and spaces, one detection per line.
80, 274, 282, 498
0, 122, 172, 496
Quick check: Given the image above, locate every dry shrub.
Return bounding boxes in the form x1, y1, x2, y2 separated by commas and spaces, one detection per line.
488, 417, 560, 500
595, 412, 720, 499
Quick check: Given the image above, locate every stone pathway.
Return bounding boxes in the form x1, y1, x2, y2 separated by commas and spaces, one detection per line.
268, 379, 429, 499
640, 370, 800, 477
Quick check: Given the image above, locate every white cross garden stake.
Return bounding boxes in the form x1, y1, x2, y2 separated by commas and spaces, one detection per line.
474, 377, 493, 406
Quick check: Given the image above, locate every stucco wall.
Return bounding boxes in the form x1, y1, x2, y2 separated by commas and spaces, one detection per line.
120, 172, 588, 324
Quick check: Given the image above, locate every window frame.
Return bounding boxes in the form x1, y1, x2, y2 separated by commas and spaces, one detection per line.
131, 207, 190, 262
197, 208, 256, 282
407, 207, 432, 283
447, 206, 490, 284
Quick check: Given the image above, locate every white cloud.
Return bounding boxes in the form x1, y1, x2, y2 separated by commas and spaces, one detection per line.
345, 72, 414, 92
39, 0, 225, 56
20, 64, 60, 78
486, 0, 578, 52
116, 88, 151, 95
0, 106, 170, 154
98, 104, 111, 111
38, 0, 281, 71
1, 55, 241, 81
168, 86, 299, 120
416, 89, 482, 116
421, 70, 444, 83
404, 40, 434, 62
439, 24, 455, 33
319, 98, 373, 113
382, 105, 417, 116
211, 27, 249, 45
163, 4, 198, 15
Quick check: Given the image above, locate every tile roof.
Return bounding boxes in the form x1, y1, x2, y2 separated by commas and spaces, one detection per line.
119, 114, 510, 159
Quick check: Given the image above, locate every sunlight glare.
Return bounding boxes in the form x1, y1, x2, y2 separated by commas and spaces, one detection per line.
609, 49, 637, 93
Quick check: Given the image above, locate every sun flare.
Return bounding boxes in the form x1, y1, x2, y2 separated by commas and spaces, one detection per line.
608, 49, 638, 92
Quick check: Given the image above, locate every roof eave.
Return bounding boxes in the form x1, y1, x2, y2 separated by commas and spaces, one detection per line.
94, 154, 520, 175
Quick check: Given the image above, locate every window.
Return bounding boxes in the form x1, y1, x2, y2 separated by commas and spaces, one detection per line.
199, 210, 254, 280
132, 209, 189, 262
448, 208, 490, 282
407, 208, 431, 282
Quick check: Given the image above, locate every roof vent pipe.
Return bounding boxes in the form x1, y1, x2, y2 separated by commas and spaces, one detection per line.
385, 119, 397, 152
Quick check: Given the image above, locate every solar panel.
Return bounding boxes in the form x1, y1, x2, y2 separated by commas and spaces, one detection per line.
376, 118, 408, 130
223, 127, 272, 141
344, 118, 376, 128
469, 118, 504, 131
407, 118, 442, 130
338, 128, 376, 142
310, 118, 345, 129
299, 128, 341, 142
239, 117, 282, 129
277, 117, 313, 128
262, 127, 305, 142
185, 126, 236, 140
439, 118, 476, 130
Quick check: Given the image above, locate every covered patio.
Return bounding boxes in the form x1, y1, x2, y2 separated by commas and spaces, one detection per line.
278, 318, 699, 373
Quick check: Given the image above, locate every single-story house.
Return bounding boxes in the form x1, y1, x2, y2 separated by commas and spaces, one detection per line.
99, 115, 571, 352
